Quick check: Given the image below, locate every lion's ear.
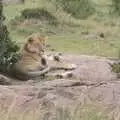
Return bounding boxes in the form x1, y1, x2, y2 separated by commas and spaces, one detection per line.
28, 37, 33, 43
44, 36, 48, 41
25, 36, 38, 53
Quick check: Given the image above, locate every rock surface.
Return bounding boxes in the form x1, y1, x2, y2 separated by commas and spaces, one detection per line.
0, 54, 119, 118
0, 74, 11, 85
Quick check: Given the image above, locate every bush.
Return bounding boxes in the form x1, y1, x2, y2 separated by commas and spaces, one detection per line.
110, 48, 120, 74
111, 0, 120, 15
21, 8, 58, 25
55, 0, 95, 19
0, 2, 19, 72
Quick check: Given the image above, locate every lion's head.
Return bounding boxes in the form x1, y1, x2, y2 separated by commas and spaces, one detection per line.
23, 33, 48, 56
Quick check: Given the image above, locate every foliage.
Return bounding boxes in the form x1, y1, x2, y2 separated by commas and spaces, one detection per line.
21, 8, 58, 25
111, 0, 120, 15
0, 1, 19, 72
4, 0, 120, 57
110, 49, 120, 74
110, 62, 120, 73
55, 0, 95, 19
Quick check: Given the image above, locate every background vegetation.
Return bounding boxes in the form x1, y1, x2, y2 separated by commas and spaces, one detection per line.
2, 0, 120, 58
50, 0, 95, 19
112, 0, 120, 15
0, 0, 120, 119
0, 1, 19, 73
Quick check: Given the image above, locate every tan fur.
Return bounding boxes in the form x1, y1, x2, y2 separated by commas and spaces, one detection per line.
11, 33, 77, 80
11, 33, 49, 80
44, 53, 77, 70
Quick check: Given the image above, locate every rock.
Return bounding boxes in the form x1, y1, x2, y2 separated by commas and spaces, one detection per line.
0, 74, 11, 85
0, 54, 118, 119
62, 54, 116, 82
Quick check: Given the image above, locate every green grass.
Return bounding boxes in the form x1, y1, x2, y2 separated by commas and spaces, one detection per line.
3, 0, 44, 22
3, 0, 120, 58
9, 32, 119, 57
48, 35, 119, 57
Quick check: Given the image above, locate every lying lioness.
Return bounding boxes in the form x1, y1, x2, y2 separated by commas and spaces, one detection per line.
11, 33, 77, 80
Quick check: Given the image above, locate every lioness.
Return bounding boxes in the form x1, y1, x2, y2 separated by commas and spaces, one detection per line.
11, 33, 50, 80
11, 33, 77, 80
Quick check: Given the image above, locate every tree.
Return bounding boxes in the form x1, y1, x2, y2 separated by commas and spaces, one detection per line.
0, 1, 19, 73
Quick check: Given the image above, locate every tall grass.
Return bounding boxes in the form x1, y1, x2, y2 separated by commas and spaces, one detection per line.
0, 102, 107, 120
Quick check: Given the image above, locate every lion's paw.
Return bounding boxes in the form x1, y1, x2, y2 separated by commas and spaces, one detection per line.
64, 63, 77, 70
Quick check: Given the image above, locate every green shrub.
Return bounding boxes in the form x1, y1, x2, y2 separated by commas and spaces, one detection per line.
0, 2, 19, 72
111, 0, 120, 15
110, 48, 120, 73
110, 62, 120, 73
55, 0, 95, 19
21, 8, 58, 25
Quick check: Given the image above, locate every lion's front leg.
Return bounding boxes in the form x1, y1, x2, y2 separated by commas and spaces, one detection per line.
46, 71, 74, 79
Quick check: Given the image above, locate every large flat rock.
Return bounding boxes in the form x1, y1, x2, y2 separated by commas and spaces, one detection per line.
0, 55, 119, 118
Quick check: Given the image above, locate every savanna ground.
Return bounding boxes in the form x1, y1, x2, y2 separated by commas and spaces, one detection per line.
1, 0, 120, 119
4, 0, 120, 57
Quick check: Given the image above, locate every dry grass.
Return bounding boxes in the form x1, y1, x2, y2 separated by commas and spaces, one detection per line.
0, 101, 107, 120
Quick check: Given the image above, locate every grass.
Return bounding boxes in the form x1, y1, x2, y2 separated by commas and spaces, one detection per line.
55, 104, 107, 120
3, 0, 120, 58
48, 35, 119, 57
0, 102, 108, 120
0, 1, 117, 119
